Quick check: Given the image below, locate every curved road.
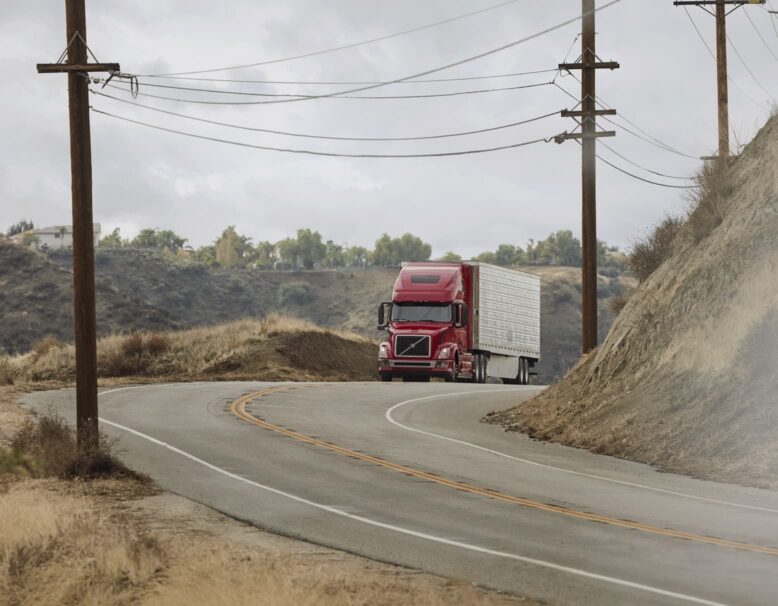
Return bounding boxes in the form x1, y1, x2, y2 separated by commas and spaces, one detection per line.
24, 382, 778, 606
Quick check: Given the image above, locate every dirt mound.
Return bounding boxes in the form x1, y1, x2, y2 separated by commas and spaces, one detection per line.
488, 115, 778, 488
4, 315, 375, 384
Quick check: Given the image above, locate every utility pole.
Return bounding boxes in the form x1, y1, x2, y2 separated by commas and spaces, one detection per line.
557, 1, 619, 354
674, 1, 766, 165
37, 0, 119, 452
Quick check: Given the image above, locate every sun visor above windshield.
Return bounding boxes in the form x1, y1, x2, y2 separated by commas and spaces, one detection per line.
392, 264, 464, 303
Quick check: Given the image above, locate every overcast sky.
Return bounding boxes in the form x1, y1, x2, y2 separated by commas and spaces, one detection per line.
2, 0, 777, 258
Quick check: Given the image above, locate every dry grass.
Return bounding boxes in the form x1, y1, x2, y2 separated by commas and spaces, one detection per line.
10, 415, 151, 483
0, 482, 533, 606
4, 314, 376, 384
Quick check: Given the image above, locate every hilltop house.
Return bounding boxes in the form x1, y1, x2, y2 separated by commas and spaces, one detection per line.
13, 224, 101, 250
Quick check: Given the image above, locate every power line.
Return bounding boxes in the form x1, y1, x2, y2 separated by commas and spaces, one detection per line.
683, 7, 770, 111
141, 68, 561, 86
726, 34, 775, 101
598, 141, 695, 180
140, 0, 528, 77
585, 143, 697, 189
553, 80, 701, 160
105, 78, 555, 104
91, 106, 558, 158
743, 9, 778, 62
130, 0, 623, 106
91, 89, 562, 141
765, 1, 778, 39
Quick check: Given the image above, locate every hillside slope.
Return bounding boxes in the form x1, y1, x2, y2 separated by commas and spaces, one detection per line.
0, 242, 179, 355
3, 245, 627, 382
489, 115, 778, 488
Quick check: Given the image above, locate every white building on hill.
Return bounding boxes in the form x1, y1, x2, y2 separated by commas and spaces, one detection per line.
18, 224, 101, 250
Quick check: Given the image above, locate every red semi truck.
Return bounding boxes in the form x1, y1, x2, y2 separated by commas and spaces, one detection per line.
377, 262, 541, 384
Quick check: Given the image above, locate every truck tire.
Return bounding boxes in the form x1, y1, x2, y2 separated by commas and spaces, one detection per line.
445, 359, 459, 383
520, 358, 529, 385
380, 374, 392, 382
473, 354, 482, 384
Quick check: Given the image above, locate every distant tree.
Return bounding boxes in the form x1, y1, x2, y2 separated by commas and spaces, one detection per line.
215, 226, 253, 266
532, 230, 581, 266
295, 228, 327, 269
131, 228, 187, 251
473, 251, 497, 264
6, 219, 34, 237
21, 232, 39, 247
373, 233, 432, 266
100, 227, 124, 248
343, 246, 369, 268
438, 251, 462, 262
494, 244, 517, 266
323, 240, 345, 268
254, 241, 277, 269
192, 245, 218, 266
276, 238, 299, 268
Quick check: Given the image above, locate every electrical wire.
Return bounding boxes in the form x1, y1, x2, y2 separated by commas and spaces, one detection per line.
91, 106, 557, 158
598, 141, 695, 181
743, 9, 778, 62
683, 7, 770, 110
553, 80, 701, 160
130, 0, 623, 106
726, 34, 776, 101
766, 1, 778, 40
597, 154, 697, 188
141, 68, 560, 86
140, 0, 528, 76
90, 89, 562, 142
105, 78, 555, 104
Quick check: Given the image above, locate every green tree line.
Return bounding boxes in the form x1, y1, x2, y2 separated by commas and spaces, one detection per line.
96, 226, 624, 272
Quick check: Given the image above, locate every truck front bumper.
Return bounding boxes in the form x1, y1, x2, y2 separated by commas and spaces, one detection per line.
378, 359, 453, 377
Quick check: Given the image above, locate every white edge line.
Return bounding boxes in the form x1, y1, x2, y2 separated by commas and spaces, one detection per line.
384, 390, 778, 515
98, 414, 729, 606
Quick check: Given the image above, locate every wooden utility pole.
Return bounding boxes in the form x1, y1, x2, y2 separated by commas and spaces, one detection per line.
37, 0, 119, 452
558, 1, 619, 354
674, 0, 766, 165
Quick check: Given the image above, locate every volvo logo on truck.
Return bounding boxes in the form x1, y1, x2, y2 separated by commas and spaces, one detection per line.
377, 262, 541, 384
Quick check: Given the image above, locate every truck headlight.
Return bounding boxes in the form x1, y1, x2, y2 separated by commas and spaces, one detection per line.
378, 342, 390, 359
438, 346, 452, 360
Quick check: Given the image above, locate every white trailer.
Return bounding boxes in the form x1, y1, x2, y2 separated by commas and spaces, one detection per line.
470, 262, 541, 384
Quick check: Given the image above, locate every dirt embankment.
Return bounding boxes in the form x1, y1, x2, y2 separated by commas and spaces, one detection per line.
488, 115, 778, 489
1, 315, 377, 385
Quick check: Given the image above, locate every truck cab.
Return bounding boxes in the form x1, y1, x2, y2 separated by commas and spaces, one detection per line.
377, 263, 473, 382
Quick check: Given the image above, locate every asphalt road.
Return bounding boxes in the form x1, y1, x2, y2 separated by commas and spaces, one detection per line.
23, 382, 778, 606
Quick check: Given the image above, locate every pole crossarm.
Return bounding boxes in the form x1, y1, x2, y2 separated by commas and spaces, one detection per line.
559, 61, 620, 70
561, 109, 617, 117
37, 63, 120, 74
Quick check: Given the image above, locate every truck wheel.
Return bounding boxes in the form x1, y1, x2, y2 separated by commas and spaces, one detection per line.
520, 358, 529, 385
380, 374, 392, 382
472, 354, 482, 384
445, 359, 459, 383
480, 354, 488, 384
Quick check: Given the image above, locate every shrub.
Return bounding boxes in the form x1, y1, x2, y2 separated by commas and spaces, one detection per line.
11, 414, 149, 481
146, 334, 170, 355
686, 164, 733, 243
33, 335, 65, 357
0, 357, 14, 385
277, 281, 315, 306
628, 215, 685, 282
609, 294, 631, 316
121, 333, 146, 358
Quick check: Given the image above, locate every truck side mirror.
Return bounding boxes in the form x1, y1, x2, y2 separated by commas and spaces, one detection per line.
454, 302, 468, 328
377, 302, 392, 330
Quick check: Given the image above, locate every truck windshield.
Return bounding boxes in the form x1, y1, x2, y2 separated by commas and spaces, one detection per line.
392, 303, 452, 323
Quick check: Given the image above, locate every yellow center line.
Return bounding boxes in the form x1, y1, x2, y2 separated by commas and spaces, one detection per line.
230, 388, 778, 558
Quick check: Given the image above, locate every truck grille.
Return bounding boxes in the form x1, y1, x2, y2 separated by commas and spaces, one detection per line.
395, 335, 431, 358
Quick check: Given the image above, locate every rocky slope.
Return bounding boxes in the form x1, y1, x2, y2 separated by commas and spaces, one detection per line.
489, 115, 778, 488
